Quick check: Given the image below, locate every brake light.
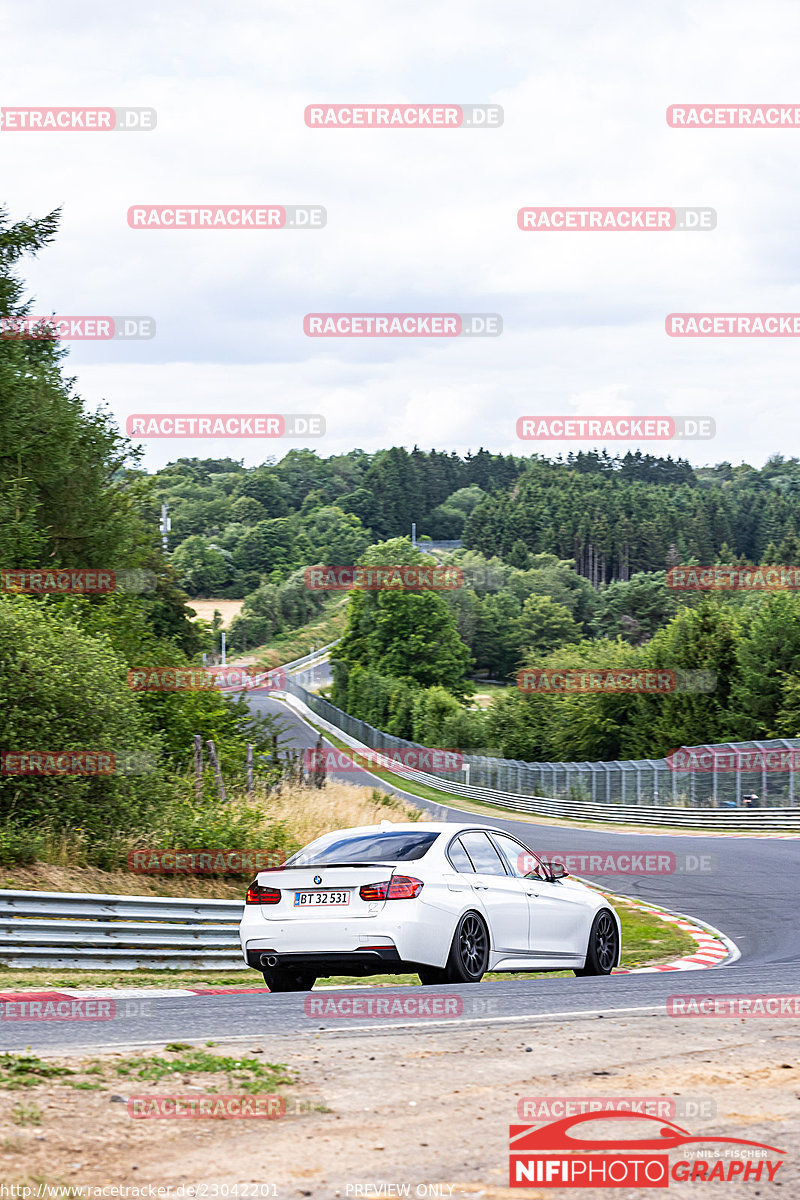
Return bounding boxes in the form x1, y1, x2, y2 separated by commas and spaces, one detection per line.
359, 875, 423, 901
245, 880, 281, 905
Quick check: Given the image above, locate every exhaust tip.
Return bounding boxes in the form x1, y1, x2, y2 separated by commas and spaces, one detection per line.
260, 954, 278, 968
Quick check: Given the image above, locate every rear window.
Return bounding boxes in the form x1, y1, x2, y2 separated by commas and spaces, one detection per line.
285, 830, 440, 867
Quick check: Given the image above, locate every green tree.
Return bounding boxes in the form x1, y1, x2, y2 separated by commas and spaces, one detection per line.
303, 505, 370, 565
728, 593, 800, 738
230, 495, 267, 525
591, 572, 677, 645
0, 594, 165, 843
486, 638, 644, 762
0, 206, 153, 571
231, 518, 298, 578
771, 675, 800, 738
628, 598, 743, 754
515, 594, 581, 654
331, 538, 473, 697
171, 536, 232, 597
472, 592, 523, 678
507, 539, 531, 570
233, 467, 290, 516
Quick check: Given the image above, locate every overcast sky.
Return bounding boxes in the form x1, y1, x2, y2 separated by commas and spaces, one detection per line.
2, 0, 799, 471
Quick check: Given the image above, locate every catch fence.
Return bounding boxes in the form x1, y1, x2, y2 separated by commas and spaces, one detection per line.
286, 662, 800, 812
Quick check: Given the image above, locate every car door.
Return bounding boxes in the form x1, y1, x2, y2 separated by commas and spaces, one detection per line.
490, 832, 585, 959
455, 830, 530, 955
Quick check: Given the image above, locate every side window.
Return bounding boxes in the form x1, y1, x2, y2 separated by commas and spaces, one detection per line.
459, 831, 509, 876
448, 837, 475, 873
491, 833, 540, 879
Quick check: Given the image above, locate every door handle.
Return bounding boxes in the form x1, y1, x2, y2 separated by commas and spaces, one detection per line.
526, 890, 539, 897
471, 883, 489, 890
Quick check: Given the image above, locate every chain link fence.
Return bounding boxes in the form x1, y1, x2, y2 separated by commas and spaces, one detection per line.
287, 667, 800, 810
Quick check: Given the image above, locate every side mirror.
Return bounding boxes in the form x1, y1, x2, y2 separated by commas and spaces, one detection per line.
542, 861, 568, 881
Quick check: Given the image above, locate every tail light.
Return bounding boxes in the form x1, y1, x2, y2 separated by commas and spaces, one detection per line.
246, 880, 281, 905
359, 875, 423, 901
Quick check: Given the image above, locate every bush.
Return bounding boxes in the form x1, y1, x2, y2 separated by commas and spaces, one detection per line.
0, 594, 168, 841
132, 788, 299, 862
0, 820, 46, 867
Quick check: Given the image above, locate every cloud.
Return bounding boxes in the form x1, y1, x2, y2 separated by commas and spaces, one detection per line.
2, 0, 799, 470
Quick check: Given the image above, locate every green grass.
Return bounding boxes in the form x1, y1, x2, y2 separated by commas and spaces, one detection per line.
0, 968, 256, 988
0, 1046, 293, 1096
0, 1053, 75, 1090
113, 1048, 293, 1093
10, 1100, 42, 1125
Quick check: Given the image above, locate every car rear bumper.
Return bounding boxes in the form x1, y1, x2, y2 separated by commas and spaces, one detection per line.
239, 903, 449, 972
244, 946, 404, 975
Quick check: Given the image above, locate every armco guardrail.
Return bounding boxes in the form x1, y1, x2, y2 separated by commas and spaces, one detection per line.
0, 890, 246, 970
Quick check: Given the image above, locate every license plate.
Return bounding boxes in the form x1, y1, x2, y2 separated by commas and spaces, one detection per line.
293, 890, 350, 907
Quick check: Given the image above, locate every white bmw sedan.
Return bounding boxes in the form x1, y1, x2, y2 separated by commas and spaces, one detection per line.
239, 821, 621, 991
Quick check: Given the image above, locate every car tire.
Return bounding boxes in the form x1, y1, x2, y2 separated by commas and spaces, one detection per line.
574, 909, 618, 976
443, 911, 489, 983
262, 968, 316, 992
418, 966, 448, 986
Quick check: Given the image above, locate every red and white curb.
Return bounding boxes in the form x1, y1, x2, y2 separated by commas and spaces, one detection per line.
0, 984, 264, 1000
602, 893, 737, 974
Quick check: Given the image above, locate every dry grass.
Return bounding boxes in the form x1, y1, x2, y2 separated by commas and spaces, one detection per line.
262, 779, 426, 847
0, 781, 425, 899
0, 861, 248, 899
184, 598, 244, 627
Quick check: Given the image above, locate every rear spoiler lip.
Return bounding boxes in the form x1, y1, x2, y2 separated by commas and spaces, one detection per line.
260, 860, 404, 874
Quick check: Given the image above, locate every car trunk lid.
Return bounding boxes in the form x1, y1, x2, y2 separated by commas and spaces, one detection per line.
254, 864, 401, 919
